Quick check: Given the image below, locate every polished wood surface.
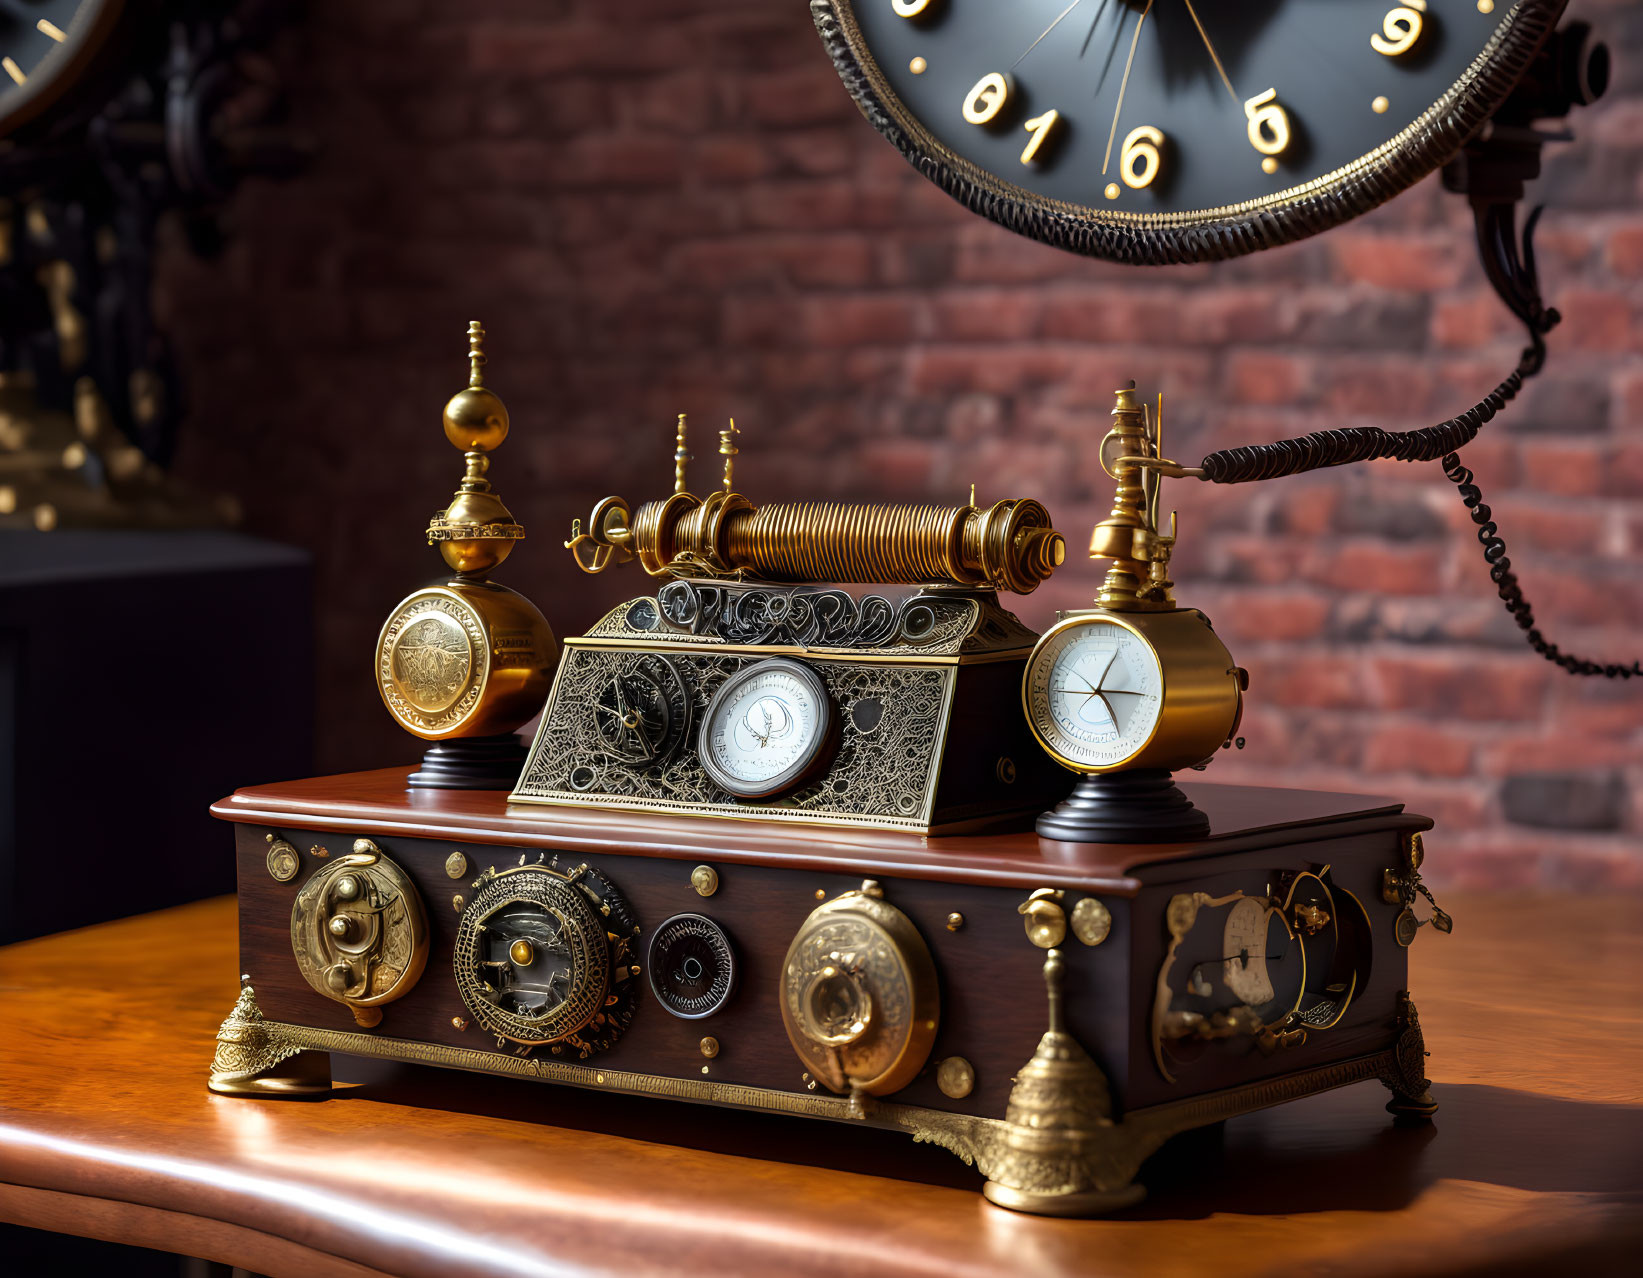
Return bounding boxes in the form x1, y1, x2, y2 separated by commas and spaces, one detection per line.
214, 768, 1412, 893
3, 895, 1639, 1277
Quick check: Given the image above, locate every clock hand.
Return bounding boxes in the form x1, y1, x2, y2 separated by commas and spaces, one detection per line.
1180, 0, 1239, 104
1102, 0, 1154, 176
1079, 0, 1111, 60
1013, 0, 1083, 70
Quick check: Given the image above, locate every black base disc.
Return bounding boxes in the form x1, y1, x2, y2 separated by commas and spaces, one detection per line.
408, 733, 528, 791
1036, 769, 1210, 844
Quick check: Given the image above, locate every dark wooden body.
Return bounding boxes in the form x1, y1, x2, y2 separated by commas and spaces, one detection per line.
216, 771, 1430, 1123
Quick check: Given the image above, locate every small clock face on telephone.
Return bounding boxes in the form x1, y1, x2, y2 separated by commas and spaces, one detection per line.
1025, 616, 1163, 772
699, 658, 836, 799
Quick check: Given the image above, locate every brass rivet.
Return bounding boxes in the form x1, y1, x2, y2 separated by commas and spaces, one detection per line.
510, 939, 534, 966
1372, 95, 1390, 115
946, 912, 964, 932
1071, 897, 1113, 947
1104, 182, 1120, 200
814, 888, 826, 900
451, 1016, 467, 1031
445, 852, 468, 879
691, 865, 719, 898
1261, 157, 1278, 174
452, 893, 465, 912
937, 1057, 975, 1100
700, 1036, 719, 1059
909, 56, 927, 75
702, 1065, 710, 1075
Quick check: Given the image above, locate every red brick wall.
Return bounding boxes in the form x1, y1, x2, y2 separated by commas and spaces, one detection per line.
159, 0, 1643, 889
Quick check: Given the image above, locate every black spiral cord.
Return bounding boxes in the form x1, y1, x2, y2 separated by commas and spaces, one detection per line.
1195, 209, 1639, 679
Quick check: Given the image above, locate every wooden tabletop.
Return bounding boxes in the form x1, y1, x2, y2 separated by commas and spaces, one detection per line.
2, 895, 1639, 1278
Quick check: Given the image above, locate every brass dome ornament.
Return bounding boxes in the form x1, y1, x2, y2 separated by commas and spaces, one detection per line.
375, 322, 559, 789
983, 949, 1141, 1216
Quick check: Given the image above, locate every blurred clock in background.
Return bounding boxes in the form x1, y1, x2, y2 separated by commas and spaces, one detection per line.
0, 0, 126, 140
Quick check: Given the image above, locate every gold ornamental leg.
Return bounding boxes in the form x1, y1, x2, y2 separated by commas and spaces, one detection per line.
206, 976, 333, 1099
1379, 991, 1438, 1123
979, 950, 1148, 1216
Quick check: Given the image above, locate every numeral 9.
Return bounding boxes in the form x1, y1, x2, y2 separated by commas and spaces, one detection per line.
962, 73, 1012, 126
1371, 1, 1427, 57
1244, 88, 1291, 157
1120, 126, 1165, 189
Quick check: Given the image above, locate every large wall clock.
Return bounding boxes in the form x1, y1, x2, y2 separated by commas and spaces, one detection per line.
812, 0, 1566, 264
0, 0, 125, 139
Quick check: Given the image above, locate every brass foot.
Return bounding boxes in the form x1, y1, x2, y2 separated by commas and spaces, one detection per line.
983, 1179, 1145, 1217
1378, 990, 1437, 1123
209, 1048, 332, 1099
1384, 1090, 1438, 1123
207, 976, 333, 1099
976, 950, 1149, 1217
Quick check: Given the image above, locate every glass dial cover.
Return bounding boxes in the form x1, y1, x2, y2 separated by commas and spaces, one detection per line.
1026, 617, 1164, 772
699, 657, 836, 799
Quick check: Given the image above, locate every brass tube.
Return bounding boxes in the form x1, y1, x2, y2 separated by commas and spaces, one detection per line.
720, 499, 1064, 593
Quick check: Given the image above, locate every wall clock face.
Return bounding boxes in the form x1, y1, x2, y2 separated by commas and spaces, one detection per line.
813, 0, 1565, 263
0, 0, 123, 138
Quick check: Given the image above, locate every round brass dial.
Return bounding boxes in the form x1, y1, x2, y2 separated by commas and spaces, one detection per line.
290, 845, 429, 1028
780, 882, 939, 1097
453, 864, 639, 1054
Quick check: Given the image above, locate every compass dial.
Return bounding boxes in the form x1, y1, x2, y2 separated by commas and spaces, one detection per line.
699, 658, 837, 799
1025, 616, 1163, 772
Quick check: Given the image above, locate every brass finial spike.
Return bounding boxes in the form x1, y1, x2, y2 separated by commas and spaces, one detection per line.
1044, 948, 1065, 1035
969, 483, 977, 508
467, 321, 486, 388
720, 419, 740, 492
674, 414, 691, 495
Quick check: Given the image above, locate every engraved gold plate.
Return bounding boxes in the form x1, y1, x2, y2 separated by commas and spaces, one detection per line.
379, 588, 486, 733
290, 841, 429, 1028
781, 880, 939, 1097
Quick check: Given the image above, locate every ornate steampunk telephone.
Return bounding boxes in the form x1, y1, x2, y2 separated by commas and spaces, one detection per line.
209, 4, 1606, 1220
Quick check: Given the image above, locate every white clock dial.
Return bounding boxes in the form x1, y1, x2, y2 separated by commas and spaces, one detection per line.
1026, 619, 1163, 771
1222, 896, 1278, 1008
699, 659, 834, 799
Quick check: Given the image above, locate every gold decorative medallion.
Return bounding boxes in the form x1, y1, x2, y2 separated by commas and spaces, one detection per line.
264, 833, 300, 883
1071, 897, 1112, 947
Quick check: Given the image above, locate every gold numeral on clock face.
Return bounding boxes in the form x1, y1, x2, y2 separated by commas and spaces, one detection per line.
962, 72, 1011, 125
1244, 88, 1291, 160
1120, 125, 1165, 189
892, 0, 938, 16
1371, 1, 1427, 57
1021, 109, 1061, 164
